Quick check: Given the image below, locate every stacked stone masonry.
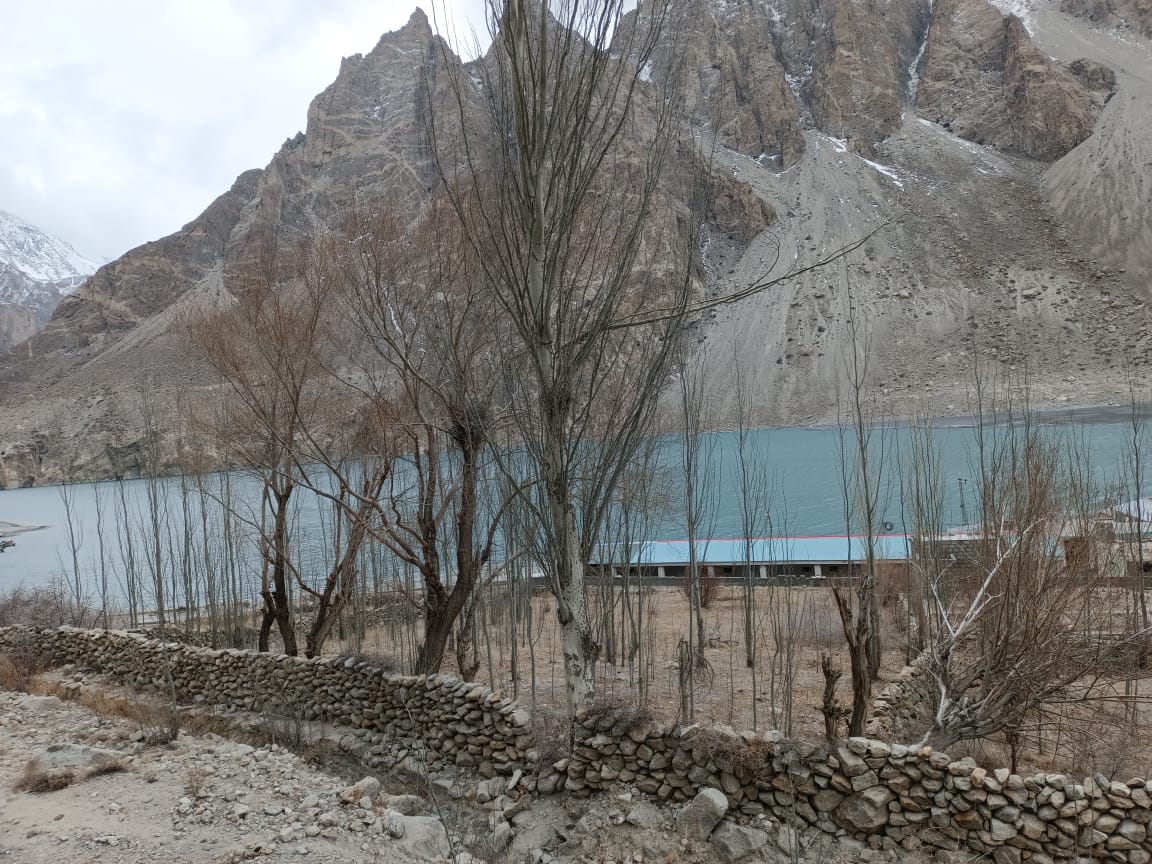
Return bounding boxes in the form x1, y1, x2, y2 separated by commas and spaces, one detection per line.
863, 654, 938, 742
4, 626, 1151, 863
0, 626, 533, 779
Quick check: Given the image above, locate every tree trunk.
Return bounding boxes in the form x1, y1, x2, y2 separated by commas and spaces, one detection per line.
847, 633, 871, 736
559, 539, 596, 713
417, 586, 459, 674
258, 597, 274, 653
820, 653, 845, 744
306, 588, 345, 659
454, 592, 481, 681
552, 500, 595, 713
272, 582, 297, 656
833, 585, 872, 737
412, 440, 483, 675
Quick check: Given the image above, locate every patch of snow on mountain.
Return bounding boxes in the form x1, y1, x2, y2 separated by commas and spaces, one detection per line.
816, 134, 906, 186
987, 0, 1033, 31
0, 210, 99, 285
858, 157, 905, 188
823, 135, 849, 154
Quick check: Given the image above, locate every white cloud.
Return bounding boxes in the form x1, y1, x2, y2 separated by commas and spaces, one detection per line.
0, 0, 488, 263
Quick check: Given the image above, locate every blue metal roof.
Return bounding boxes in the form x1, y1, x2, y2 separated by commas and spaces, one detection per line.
595, 535, 910, 566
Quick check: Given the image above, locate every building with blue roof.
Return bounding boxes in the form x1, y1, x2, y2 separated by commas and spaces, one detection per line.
592, 534, 911, 581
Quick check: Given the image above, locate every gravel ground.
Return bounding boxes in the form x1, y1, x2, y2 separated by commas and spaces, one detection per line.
0, 688, 449, 864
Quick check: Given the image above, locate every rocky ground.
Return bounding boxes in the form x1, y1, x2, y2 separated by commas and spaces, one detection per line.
0, 678, 921, 864
0, 688, 453, 864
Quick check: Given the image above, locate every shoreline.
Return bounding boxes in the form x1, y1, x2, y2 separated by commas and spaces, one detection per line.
1, 402, 1149, 494
0, 521, 48, 536
803, 401, 1152, 432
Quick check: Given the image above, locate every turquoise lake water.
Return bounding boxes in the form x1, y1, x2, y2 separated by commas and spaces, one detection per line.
1, 419, 1148, 601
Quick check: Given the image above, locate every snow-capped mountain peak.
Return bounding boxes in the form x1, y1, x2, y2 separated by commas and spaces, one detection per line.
0, 209, 99, 284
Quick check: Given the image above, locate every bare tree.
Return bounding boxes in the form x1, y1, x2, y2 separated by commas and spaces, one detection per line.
831, 272, 889, 736
307, 204, 512, 672
730, 349, 776, 730
187, 241, 328, 654
138, 377, 171, 628
675, 349, 721, 720
57, 482, 88, 626
430, 0, 700, 713
1121, 367, 1150, 666
916, 377, 1139, 752
901, 410, 950, 656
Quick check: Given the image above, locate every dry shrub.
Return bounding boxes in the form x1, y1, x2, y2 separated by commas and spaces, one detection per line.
299, 738, 343, 769
16, 764, 76, 793
682, 570, 720, 609
185, 767, 210, 798
180, 711, 236, 739
690, 728, 777, 782
1066, 723, 1143, 781
129, 694, 182, 744
1030, 700, 1144, 781
533, 707, 571, 767
15, 755, 124, 794
794, 606, 843, 651
583, 694, 656, 733
253, 675, 312, 749
0, 581, 97, 628
57, 683, 182, 745
0, 651, 46, 692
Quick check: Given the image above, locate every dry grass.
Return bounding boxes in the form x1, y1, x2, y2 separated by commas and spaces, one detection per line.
184, 767, 210, 798
15, 764, 76, 793
0, 647, 49, 692
14, 755, 125, 794
42, 680, 183, 744
689, 728, 779, 782
582, 695, 656, 732
338, 584, 910, 743
42, 673, 357, 780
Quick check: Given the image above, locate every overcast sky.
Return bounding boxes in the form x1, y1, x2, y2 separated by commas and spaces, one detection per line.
0, 0, 488, 263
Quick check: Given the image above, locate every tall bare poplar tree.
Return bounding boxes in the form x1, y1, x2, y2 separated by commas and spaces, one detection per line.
432, 0, 694, 712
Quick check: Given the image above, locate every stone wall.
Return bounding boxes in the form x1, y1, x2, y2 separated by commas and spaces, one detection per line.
863, 653, 938, 742
0, 626, 533, 779
566, 712, 1152, 863
6, 626, 1152, 862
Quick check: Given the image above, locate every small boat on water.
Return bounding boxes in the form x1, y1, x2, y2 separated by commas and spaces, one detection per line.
0, 537, 14, 552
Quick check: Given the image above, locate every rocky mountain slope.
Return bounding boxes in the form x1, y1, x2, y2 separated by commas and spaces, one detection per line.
0, 210, 97, 353
0, 0, 1149, 485
1062, 0, 1152, 35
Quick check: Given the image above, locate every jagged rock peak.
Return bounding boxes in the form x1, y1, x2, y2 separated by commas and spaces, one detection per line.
917, 0, 1111, 160
367, 7, 435, 58
634, 0, 806, 166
